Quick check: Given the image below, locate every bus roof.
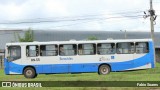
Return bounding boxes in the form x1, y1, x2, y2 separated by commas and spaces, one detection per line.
6, 39, 152, 46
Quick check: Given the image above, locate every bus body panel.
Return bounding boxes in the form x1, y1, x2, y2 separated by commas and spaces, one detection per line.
4, 39, 155, 75
4, 52, 153, 74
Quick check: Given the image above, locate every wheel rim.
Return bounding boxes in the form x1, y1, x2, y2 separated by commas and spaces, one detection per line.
26, 70, 33, 76
101, 67, 109, 74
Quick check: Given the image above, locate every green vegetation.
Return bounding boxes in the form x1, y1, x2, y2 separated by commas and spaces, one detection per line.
16, 28, 34, 42
0, 63, 160, 90
87, 36, 98, 40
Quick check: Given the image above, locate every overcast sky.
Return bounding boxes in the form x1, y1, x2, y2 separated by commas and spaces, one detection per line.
0, 0, 160, 32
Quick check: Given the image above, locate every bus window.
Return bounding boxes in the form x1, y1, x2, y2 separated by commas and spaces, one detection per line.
97, 43, 115, 55
40, 45, 58, 56
59, 44, 77, 56
26, 45, 39, 57
135, 42, 149, 53
116, 42, 134, 54
78, 44, 96, 55
8, 46, 21, 61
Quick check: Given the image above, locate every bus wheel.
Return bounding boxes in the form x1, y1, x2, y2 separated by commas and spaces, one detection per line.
34, 74, 38, 78
24, 67, 36, 78
98, 65, 110, 75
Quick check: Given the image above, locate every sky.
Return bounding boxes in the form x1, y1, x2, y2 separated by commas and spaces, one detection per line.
0, 0, 160, 32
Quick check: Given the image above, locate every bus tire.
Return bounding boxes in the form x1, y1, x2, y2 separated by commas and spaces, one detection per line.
98, 65, 110, 75
34, 74, 38, 78
24, 67, 36, 78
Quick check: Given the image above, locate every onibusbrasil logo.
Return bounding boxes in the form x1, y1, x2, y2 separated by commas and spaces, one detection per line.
1, 82, 42, 87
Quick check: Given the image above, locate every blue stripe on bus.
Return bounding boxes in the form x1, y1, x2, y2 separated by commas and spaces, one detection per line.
4, 52, 154, 75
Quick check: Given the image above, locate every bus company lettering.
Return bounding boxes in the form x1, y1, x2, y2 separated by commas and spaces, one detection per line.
99, 57, 110, 61
60, 57, 73, 60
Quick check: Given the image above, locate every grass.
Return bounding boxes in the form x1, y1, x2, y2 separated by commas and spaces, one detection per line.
0, 63, 160, 90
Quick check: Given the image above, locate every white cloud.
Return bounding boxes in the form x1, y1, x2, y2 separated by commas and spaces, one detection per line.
0, 0, 69, 21
0, 0, 159, 32
44, 0, 69, 17
4, 3, 23, 20
83, 21, 102, 30
0, 3, 21, 20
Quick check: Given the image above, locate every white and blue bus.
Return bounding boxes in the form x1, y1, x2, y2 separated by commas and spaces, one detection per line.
4, 39, 155, 78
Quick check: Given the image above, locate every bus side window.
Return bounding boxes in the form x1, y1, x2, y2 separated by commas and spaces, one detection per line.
97, 43, 115, 55
116, 42, 134, 54
78, 43, 96, 55
40, 45, 58, 56
59, 44, 77, 56
135, 42, 149, 54
26, 45, 39, 57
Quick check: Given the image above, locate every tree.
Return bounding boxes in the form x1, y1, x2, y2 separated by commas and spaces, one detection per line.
17, 28, 34, 42
87, 36, 98, 40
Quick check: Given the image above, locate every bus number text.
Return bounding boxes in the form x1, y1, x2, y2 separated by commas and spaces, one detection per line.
31, 58, 40, 62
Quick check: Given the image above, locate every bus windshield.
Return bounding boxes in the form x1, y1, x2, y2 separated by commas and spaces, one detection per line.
8, 46, 21, 61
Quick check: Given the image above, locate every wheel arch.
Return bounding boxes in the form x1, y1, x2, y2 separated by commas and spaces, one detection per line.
23, 65, 37, 74
98, 63, 112, 71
